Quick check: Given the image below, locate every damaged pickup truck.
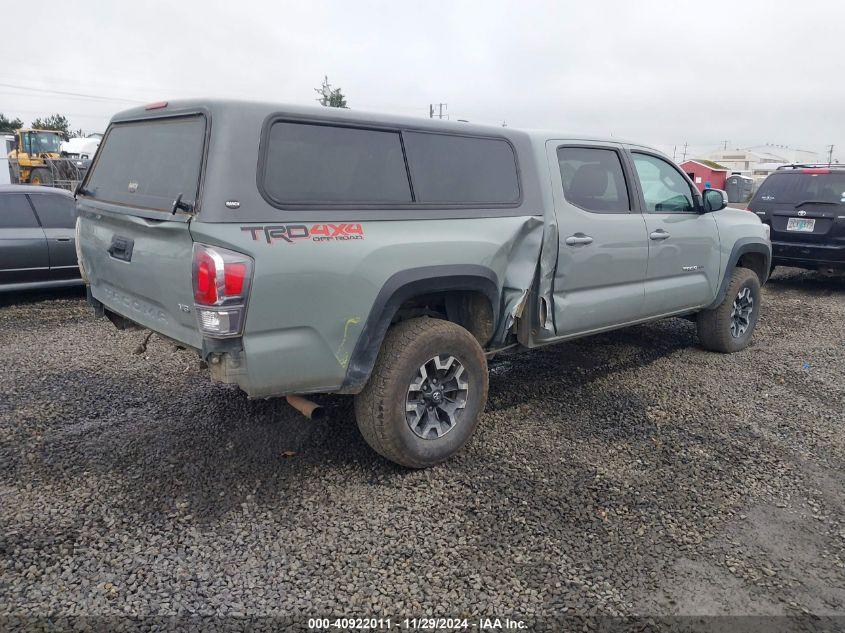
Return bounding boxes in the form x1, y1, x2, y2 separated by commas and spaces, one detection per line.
76, 100, 771, 467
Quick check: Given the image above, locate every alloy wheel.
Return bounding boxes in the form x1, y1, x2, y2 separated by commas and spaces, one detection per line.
730, 287, 754, 338
405, 355, 469, 439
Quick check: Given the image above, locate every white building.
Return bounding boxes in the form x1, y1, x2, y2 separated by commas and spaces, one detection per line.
706, 144, 824, 186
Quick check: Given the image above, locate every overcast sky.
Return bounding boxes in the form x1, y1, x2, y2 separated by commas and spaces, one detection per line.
2, 0, 843, 161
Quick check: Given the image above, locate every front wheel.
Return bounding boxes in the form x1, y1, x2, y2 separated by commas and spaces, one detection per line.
697, 267, 761, 353
29, 168, 53, 186
354, 317, 488, 468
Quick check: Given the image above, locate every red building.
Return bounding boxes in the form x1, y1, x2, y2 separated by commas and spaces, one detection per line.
680, 159, 729, 192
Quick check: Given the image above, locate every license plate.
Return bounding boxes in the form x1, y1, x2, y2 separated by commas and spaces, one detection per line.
787, 217, 815, 232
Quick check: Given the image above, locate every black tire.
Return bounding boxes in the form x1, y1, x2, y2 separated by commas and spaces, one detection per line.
29, 168, 53, 186
354, 317, 488, 468
697, 267, 761, 353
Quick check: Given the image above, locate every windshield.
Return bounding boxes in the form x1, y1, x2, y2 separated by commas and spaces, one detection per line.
83, 115, 206, 212
755, 172, 845, 205
29, 132, 62, 154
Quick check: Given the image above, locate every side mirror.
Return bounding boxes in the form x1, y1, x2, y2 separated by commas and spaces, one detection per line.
702, 188, 728, 212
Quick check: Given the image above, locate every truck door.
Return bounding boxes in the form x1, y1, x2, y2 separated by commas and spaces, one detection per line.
540, 142, 649, 338
627, 151, 721, 316
0, 192, 49, 285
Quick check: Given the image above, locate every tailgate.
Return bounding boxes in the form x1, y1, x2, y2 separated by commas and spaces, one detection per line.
74, 110, 207, 348
78, 205, 201, 348
769, 204, 842, 244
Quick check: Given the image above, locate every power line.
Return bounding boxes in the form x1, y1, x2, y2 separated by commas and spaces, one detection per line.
0, 82, 144, 104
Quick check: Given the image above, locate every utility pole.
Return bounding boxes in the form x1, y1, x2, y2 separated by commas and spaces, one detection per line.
826, 144, 835, 165
429, 103, 447, 119
681, 142, 688, 163
721, 140, 730, 150
672, 145, 677, 162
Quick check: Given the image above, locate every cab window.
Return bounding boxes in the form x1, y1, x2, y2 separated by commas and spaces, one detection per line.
632, 152, 696, 213
557, 146, 631, 213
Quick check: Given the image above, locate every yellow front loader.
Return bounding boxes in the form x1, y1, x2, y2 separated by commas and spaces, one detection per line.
7, 128, 86, 190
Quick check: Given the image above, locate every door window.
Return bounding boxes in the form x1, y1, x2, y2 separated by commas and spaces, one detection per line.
0, 194, 39, 228
28, 194, 77, 228
557, 147, 631, 213
632, 153, 697, 213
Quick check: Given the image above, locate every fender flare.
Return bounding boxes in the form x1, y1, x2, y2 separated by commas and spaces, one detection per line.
340, 265, 500, 393
706, 238, 772, 310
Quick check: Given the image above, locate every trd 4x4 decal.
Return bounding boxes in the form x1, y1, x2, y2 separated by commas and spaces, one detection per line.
241, 223, 365, 244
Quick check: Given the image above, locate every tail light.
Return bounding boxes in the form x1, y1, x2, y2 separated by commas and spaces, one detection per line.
192, 243, 253, 337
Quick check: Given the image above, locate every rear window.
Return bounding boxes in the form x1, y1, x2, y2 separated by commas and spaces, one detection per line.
84, 115, 206, 212
262, 122, 411, 204
754, 172, 845, 205
403, 132, 519, 204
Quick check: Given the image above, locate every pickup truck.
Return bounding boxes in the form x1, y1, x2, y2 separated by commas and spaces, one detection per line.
76, 99, 772, 468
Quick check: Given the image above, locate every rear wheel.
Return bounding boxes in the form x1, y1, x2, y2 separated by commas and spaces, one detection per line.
354, 317, 488, 468
29, 168, 53, 186
697, 267, 761, 353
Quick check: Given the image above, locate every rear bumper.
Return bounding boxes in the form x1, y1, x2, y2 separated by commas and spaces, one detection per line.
89, 289, 344, 398
771, 240, 845, 269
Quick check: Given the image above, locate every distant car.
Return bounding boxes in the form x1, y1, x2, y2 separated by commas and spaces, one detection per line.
60, 134, 102, 161
0, 185, 82, 292
748, 165, 845, 272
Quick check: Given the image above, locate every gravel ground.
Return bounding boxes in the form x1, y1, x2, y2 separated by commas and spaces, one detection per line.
0, 268, 843, 628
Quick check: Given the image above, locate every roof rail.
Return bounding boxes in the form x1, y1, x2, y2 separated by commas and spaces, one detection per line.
776, 163, 844, 171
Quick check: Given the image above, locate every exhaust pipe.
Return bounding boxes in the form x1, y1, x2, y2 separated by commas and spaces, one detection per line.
285, 395, 326, 421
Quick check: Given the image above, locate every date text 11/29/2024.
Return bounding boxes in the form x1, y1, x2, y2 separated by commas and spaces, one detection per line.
308, 617, 527, 630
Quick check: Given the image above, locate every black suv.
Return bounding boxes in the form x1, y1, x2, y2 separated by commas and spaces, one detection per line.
748, 165, 845, 272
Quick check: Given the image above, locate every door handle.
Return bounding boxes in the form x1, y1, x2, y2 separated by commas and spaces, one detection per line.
56, 238, 71, 242
565, 234, 594, 246
649, 230, 670, 241
108, 235, 134, 262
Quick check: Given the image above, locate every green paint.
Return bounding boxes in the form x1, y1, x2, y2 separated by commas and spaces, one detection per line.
335, 317, 362, 367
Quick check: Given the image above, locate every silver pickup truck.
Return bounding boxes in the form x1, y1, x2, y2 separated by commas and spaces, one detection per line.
76, 99, 771, 468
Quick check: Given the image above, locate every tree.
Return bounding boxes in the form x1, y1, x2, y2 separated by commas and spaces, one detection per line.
327, 89, 348, 108
30, 114, 71, 141
315, 76, 348, 108
0, 113, 23, 134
